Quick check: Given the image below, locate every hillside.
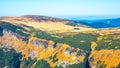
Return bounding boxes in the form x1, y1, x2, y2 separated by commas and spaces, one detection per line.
0, 29, 86, 68
0, 15, 94, 33
0, 15, 120, 68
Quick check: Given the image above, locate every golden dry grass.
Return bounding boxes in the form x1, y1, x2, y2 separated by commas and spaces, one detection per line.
1, 17, 97, 33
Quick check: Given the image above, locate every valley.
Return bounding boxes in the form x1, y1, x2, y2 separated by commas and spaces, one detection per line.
0, 15, 120, 68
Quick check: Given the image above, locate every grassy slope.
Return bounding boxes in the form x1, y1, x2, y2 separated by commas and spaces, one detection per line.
0, 21, 98, 50
1, 21, 120, 68
1, 21, 119, 50
95, 36, 120, 50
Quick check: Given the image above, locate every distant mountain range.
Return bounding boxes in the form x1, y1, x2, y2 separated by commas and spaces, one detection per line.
82, 18, 120, 28
64, 17, 120, 28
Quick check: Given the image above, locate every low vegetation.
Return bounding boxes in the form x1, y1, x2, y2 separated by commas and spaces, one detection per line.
0, 17, 120, 68
0, 48, 22, 68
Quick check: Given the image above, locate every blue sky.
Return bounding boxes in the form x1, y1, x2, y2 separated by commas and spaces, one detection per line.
0, 0, 120, 16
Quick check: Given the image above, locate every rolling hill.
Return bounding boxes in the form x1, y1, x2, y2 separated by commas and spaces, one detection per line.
0, 15, 93, 33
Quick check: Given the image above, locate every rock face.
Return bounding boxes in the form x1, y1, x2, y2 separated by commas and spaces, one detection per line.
0, 30, 86, 68
89, 50, 120, 68
0, 27, 3, 36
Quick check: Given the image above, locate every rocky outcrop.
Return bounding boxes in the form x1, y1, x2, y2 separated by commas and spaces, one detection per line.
89, 50, 120, 68
0, 30, 86, 68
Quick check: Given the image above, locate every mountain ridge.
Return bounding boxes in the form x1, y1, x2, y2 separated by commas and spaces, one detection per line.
64, 17, 120, 28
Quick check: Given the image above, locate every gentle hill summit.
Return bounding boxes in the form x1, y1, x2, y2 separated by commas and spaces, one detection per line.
24, 15, 70, 23
0, 15, 76, 24
0, 15, 94, 33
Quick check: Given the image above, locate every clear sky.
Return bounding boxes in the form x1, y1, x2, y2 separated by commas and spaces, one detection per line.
0, 0, 120, 16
